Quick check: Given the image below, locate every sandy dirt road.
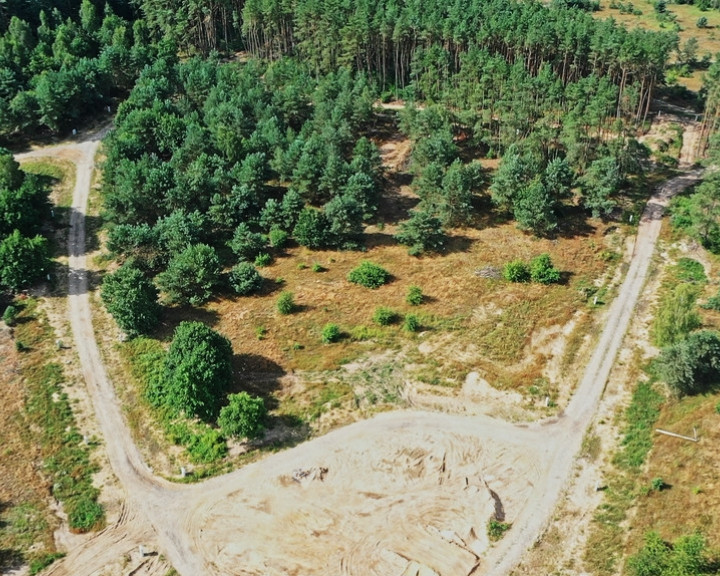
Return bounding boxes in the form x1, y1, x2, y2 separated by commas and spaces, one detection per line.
17, 126, 701, 576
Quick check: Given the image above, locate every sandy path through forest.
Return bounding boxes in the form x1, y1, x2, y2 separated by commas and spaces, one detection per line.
15, 123, 701, 576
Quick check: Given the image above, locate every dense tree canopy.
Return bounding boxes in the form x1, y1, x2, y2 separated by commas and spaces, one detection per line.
148, 321, 233, 421
0, 148, 51, 293
100, 262, 161, 337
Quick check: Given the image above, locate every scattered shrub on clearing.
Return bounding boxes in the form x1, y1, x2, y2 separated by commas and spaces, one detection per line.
406, 285, 423, 306
373, 307, 398, 325
276, 291, 295, 314
404, 313, 420, 332
503, 259, 530, 283
321, 323, 341, 343
348, 261, 390, 289
229, 262, 263, 295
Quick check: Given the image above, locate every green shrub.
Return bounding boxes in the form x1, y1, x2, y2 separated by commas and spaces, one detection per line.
185, 428, 228, 463
218, 392, 267, 439
702, 290, 720, 311
255, 325, 266, 340
652, 283, 701, 346
254, 252, 273, 267
276, 291, 295, 314
654, 330, 720, 396
406, 285, 423, 306
297, 262, 308, 270
348, 261, 390, 289
373, 306, 398, 325
530, 253, 561, 284
650, 477, 666, 491
321, 323, 341, 343
674, 258, 706, 283
29, 553, 65, 575
312, 262, 325, 272
2, 304, 18, 326
404, 313, 420, 332
503, 259, 530, 283
268, 228, 289, 249
67, 497, 104, 532
487, 519, 512, 541
230, 262, 263, 295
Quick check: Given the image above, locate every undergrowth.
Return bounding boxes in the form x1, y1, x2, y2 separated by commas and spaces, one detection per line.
584, 379, 664, 574
14, 299, 104, 533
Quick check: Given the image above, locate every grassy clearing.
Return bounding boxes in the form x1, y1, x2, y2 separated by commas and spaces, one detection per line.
13, 299, 104, 532
0, 298, 103, 573
584, 379, 664, 575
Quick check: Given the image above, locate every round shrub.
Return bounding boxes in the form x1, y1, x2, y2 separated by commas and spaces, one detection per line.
218, 392, 267, 439
348, 261, 390, 289
404, 313, 420, 332
530, 253, 561, 284
503, 259, 530, 283
268, 228, 289, 249
406, 285, 423, 306
254, 252, 273, 267
276, 291, 295, 314
321, 323, 341, 343
2, 305, 18, 326
230, 262, 263, 295
373, 306, 398, 325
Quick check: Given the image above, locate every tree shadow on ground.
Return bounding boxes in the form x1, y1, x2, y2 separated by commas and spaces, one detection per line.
553, 205, 597, 239
153, 306, 221, 342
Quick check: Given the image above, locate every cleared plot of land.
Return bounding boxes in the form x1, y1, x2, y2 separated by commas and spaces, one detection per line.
190, 412, 543, 576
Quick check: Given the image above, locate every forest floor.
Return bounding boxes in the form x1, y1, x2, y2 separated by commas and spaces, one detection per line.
0, 113, 702, 576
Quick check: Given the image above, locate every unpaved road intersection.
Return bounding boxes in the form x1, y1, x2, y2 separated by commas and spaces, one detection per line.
17, 129, 701, 576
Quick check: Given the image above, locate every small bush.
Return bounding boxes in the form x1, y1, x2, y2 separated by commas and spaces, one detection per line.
530, 253, 561, 284
373, 306, 398, 325
255, 326, 266, 340
406, 285, 423, 306
503, 259, 530, 283
276, 291, 295, 314
650, 477, 666, 491
230, 262, 263, 295
312, 262, 325, 272
321, 323, 341, 343
254, 252, 273, 267
185, 428, 228, 463
348, 261, 390, 289
218, 392, 267, 440
702, 291, 720, 311
67, 497, 104, 532
404, 313, 420, 332
487, 519, 512, 541
297, 262, 308, 270
674, 258, 706, 283
268, 228, 289, 249
697, 16, 708, 28
2, 304, 18, 326
715, 401, 720, 414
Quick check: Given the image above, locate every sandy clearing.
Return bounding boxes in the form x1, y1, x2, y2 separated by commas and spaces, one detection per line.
16, 119, 701, 576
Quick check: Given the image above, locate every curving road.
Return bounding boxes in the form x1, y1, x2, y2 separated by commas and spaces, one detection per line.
17, 125, 702, 576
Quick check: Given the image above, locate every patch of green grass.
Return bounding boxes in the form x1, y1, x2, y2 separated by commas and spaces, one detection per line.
14, 299, 105, 534
29, 552, 65, 575
585, 380, 665, 575
479, 300, 535, 361
487, 519, 512, 541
